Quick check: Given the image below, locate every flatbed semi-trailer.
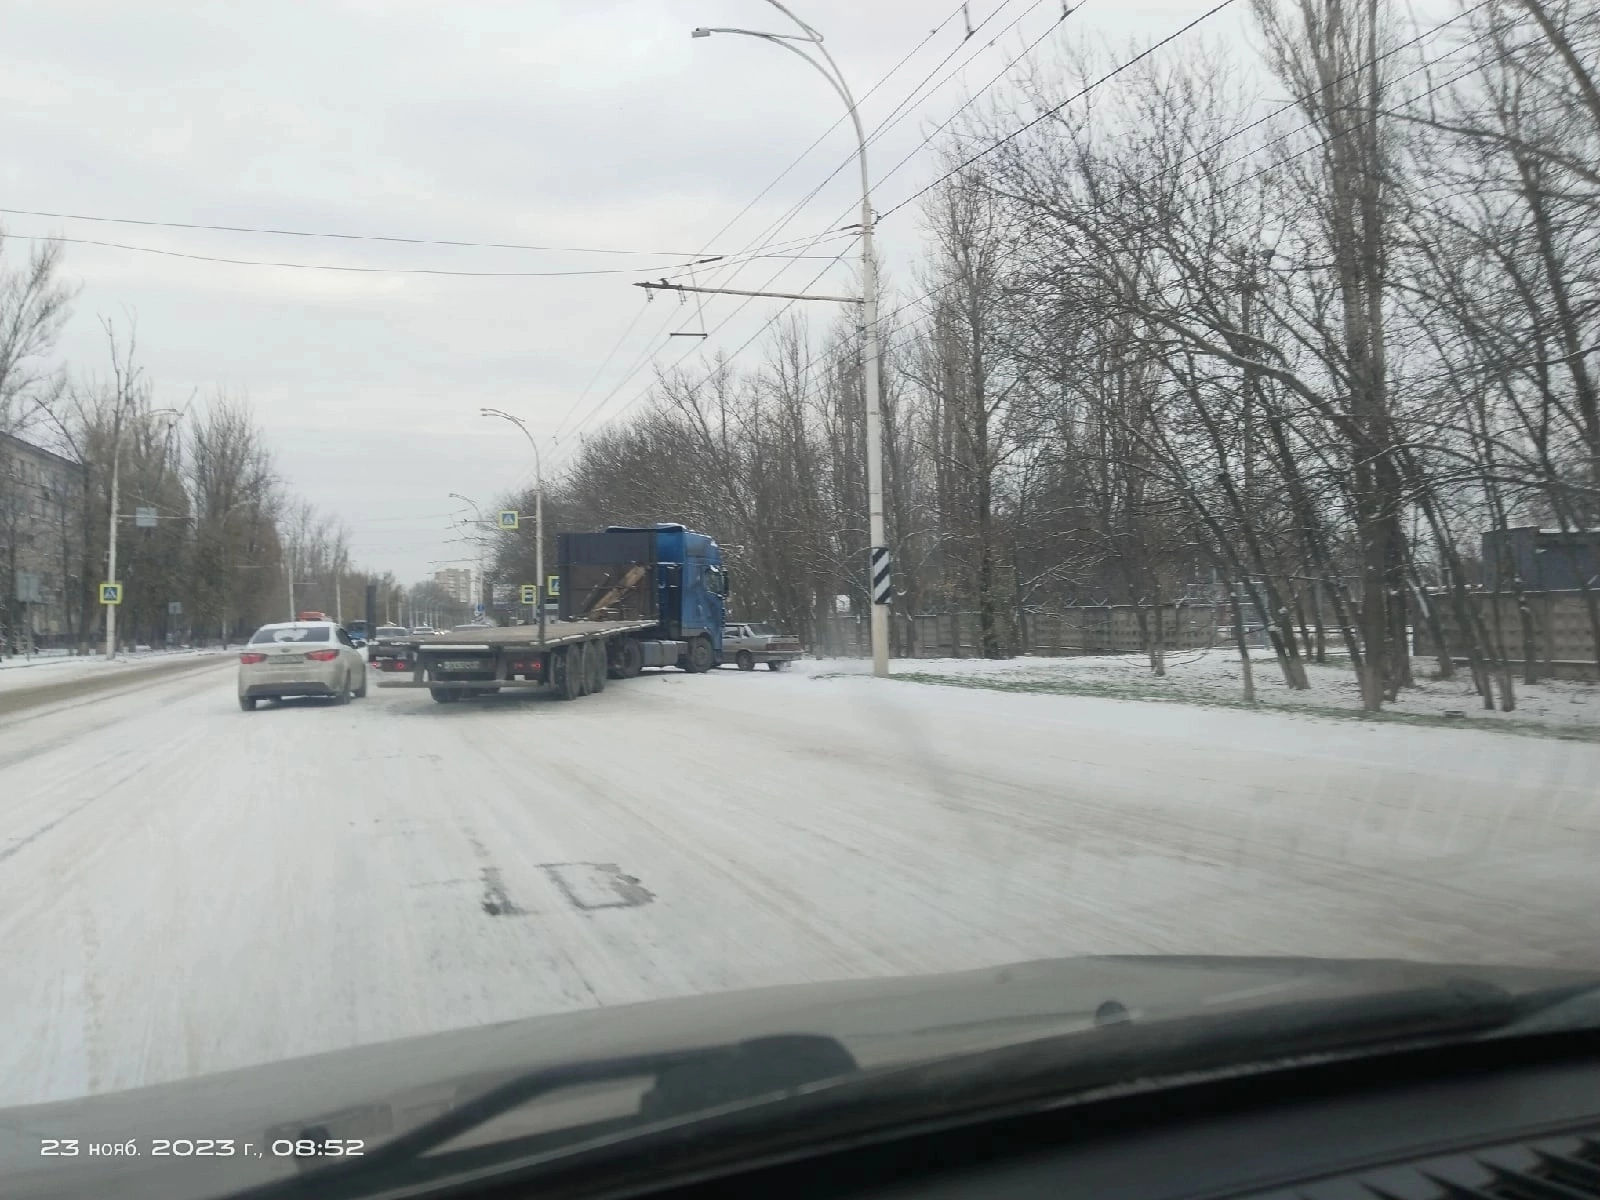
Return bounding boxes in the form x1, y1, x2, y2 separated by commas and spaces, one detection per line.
376, 619, 680, 702
377, 521, 729, 704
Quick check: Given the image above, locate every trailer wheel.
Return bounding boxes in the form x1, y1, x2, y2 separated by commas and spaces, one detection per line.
735, 650, 755, 671
589, 641, 607, 692
619, 638, 644, 679
430, 687, 457, 703
554, 646, 582, 701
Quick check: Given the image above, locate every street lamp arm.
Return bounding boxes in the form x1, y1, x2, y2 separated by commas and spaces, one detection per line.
763, 0, 826, 43
764, 35, 856, 115
693, 25, 813, 42
695, 29, 855, 121
448, 492, 486, 523
481, 408, 542, 477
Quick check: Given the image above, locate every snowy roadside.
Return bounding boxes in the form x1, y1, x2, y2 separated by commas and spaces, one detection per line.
0, 648, 230, 694
798, 650, 1600, 740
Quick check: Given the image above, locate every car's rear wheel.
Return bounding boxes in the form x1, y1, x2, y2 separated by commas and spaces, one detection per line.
354, 669, 368, 698
238, 695, 256, 712
736, 650, 755, 671
767, 659, 788, 671
429, 687, 457, 703
333, 672, 353, 704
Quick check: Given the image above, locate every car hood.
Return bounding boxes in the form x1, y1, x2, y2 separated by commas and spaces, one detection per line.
3, 955, 1594, 1199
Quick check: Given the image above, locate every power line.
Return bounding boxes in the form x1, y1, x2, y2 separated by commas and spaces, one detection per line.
878, 0, 1240, 220
537, 4, 1083, 475
535, 4, 995, 468
857, 0, 1048, 163
540, 228, 862, 445
683, 0, 1047, 306
1219, 46, 1495, 198
652, 2, 1060, 291
0, 204, 724, 258
537, 11, 1534, 490
565, 0, 1212, 447
1174, 0, 1496, 188
679, 0, 972, 281
863, 0, 1061, 190
549, 297, 653, 440
515, 1, 1165, 481
7, 233, 720, 277
649, 0, 1071, 333
550, 238, 860, 471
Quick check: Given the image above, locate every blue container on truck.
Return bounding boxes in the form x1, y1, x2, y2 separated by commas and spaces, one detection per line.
558, 523, 727, 671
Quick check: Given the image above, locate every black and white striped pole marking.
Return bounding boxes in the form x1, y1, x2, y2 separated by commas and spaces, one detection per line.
870, 547, 892, 606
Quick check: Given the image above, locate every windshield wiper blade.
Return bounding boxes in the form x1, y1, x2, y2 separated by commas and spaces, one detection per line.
229, 976, 1549, 1200
227, 1034, 859, 1200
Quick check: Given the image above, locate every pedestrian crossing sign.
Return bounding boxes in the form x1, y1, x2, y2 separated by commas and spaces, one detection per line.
498, 510, 519, 530
546, 575, 560, 597
99, 582, 123, 605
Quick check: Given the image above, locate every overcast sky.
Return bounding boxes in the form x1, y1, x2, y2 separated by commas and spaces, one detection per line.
2, 0, 1257, 584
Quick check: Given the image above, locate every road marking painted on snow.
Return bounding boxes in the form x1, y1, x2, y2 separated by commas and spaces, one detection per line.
539, 863, 655, 911
480, 866, 524, 917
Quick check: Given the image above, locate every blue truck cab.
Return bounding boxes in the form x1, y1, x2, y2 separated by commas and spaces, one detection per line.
557, 523, 728, 671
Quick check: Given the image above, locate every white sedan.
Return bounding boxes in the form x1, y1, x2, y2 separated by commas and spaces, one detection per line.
237, 621, 368, 711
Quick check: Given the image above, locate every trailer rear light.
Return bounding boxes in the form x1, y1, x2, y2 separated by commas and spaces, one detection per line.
306, 649, 340, 662
239, 653, 266, 665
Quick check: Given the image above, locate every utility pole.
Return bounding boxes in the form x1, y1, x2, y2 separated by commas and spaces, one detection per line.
103, 404, 179, 658
104, 433, 121, 660
692, 2, 890, 676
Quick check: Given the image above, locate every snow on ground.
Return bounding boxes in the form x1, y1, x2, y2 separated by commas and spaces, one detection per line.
0, 656, 1597, 1108
800, 650, 1600, 735
0, 648, 227, 693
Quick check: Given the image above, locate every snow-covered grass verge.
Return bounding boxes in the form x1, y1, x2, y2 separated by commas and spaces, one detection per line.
801, 650, 1600, 742
0, 648, 227, 693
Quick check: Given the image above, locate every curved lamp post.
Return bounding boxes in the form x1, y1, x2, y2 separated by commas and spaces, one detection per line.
480, 408, 545, 641
692, 2, 888, 677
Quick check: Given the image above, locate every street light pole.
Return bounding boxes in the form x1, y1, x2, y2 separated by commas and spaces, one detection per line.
693, 3, 888, 676
481, 409, 544, 643
449, 492, 491, 619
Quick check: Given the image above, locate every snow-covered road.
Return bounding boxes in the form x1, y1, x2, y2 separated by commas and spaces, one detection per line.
2, 658, 1597, 1107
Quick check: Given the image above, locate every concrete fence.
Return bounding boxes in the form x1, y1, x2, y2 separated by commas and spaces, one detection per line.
1414, 589, 1600, 681
809, 603, 1264, 659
